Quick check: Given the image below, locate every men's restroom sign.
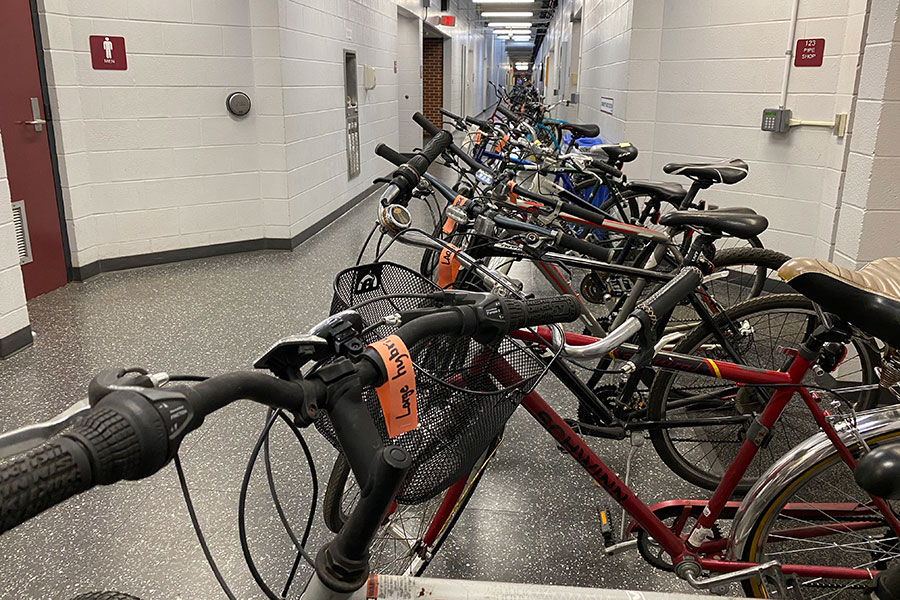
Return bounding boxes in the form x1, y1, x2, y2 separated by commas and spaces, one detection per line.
795, 38, 824, 67
90, 36, 127, 70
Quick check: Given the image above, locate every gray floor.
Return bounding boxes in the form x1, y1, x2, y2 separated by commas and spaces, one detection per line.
0, 191, 720, 599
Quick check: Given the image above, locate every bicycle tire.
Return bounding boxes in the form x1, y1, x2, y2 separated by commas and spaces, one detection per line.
707, 246, 790, 305
647, 294, 881, 493
739, 427, 900, 598
322, 436, 500, 575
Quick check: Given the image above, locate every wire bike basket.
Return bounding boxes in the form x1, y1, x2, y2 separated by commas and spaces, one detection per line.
315, 261, 545, 504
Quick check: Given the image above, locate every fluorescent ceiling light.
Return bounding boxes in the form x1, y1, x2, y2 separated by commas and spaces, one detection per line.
481, 11, 534, 17
512, 35, 531, 41
474, 0, 533, 3
515, 65, 529, 70
488, 22, 532, 27
494, 28, 530, 35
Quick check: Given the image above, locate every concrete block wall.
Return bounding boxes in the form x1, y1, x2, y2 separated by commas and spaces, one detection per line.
539, 0, 869, 259
32, 0, 497, 273
833, 0, 900, 267
38, 0, 267, 268
0, 131, 31, 353
650, 0, 867, 258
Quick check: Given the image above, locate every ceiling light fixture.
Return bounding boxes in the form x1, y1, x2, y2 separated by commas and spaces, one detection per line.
488, 22, 532, 28
511, 35, 531, 41
474, 0, 533, 3
494, 29, 531, 35
481, 11, 534, 17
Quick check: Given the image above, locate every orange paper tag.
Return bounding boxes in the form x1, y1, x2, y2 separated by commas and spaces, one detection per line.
441, 195, 469, 234
495, 134, 509, 153
437, 245, 461, 288
475, 131, 482, 145
368, 335, 418, 438
506, 181, 518, 204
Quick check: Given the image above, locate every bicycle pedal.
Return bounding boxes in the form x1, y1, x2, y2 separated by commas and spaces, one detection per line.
598, 508, 615, 547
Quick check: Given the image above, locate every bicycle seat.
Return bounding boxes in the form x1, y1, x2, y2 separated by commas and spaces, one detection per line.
584, 143, 638, 164
625, 180, 687, 205
854, 443, 900, 499
562, 122, 601, 138
778, 257, 900, 347
657, 210, 767, 239
663, 159, 749, 185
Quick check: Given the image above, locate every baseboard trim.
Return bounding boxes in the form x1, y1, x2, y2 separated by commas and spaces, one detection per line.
71, 183, 381, 281
0, 325, 34, 359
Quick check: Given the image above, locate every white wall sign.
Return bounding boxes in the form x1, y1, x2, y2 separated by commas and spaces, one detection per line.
600, 96, 614, 115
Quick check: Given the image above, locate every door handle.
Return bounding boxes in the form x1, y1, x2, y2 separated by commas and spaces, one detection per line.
23, 97, 44, 132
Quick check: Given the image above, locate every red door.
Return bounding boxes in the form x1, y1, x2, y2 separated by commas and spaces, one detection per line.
0, 0, 68, 298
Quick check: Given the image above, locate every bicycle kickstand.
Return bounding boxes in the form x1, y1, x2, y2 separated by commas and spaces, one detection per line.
599, 432, 644, 556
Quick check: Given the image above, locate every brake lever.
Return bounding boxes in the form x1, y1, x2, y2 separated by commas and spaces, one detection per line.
0, 398, 91, 460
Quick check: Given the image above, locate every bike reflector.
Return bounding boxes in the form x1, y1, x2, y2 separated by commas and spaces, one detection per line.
368, 334, 418, 438
437, 245, 461, 288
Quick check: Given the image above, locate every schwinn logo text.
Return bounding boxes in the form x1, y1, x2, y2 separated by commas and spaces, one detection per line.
536, 410, 629, 502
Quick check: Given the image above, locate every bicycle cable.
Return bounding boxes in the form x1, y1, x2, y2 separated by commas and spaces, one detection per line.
175, 454, 238, 600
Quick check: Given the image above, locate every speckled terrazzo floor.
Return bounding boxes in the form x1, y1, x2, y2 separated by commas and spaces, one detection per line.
0, 185, 730, 599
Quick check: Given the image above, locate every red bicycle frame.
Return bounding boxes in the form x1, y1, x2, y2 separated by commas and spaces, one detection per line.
417, 327, 900, 582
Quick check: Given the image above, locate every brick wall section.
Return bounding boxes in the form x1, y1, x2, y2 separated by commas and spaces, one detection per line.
423, 37, 443, 130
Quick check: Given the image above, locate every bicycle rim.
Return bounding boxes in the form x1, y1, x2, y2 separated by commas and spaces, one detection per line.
742, 431, 900, 599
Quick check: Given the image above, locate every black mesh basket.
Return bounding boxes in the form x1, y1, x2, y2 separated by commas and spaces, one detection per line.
315, 261, 545, 504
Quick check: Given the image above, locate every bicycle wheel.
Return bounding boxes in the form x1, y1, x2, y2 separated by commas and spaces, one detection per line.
647, 294, 881, 493
740, 429, 900, 599
703, 246, 791, 308
322, 436, 500, 575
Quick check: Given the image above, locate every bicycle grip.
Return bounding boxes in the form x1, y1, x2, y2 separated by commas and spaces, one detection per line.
439, 108, 463, 125
0, 394, 169, 534
635, 267, 703, 323
501, 296, 581, 331
465, 116, 493, 132
497, 104, 520, 123
0, 437, 92, 534
404, 130, 453, 179
375, 143, 409, 167
556, 233, 614, 263
413, 111, 442, 136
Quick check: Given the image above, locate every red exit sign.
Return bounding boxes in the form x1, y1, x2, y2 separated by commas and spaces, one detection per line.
795, 38, 824, 67
440, 15, 456, 26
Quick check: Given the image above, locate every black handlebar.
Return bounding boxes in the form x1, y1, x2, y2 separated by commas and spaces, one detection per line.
0, 292, 581, 536
379, 130, 453, 205
465, 115, 493, 132
412, 112, 485, 174
375, 142, 411, 167
496, 104, 520, 124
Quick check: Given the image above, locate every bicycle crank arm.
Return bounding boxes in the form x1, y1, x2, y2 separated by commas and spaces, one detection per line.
602, 538, 638, 556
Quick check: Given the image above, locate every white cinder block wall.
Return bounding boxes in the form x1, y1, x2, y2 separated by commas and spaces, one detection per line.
833, 0, 900, 267
0, 132, 31, 346
33, 0, 497, 272
539, 0, 870, 260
